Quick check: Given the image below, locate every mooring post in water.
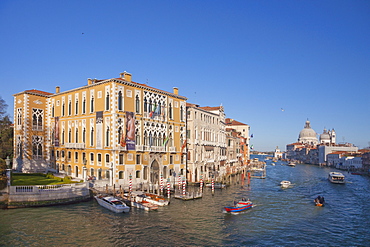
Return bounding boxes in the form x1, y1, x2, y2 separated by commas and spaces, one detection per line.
167, 178, 171, 199
211, 176, 215, 196
160, 173, 163, 195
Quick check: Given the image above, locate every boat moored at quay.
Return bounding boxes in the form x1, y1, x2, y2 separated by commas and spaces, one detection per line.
94, 195, 130, 213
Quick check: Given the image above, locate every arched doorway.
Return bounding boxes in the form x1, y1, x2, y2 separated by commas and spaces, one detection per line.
150, 160, 160, 185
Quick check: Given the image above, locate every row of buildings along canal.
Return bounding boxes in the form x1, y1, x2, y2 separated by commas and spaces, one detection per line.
12, 71, 251, 192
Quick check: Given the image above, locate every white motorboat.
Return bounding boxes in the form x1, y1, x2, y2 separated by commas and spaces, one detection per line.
280, 180, 291, 188
205, 183, 226, 189
95, 195, 130, 213
287, 162, 296, 167
328, 172, 345, 184
132, 191, 169, 206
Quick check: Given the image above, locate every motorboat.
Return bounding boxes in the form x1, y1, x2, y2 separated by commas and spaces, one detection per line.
287, 162, 296, 167
314, 196, 325, 207
280, 180, 291, 188
328, 172, 345, 184
224, 198, 253, 213
132, 191, 169, 206
94, 195, 130, 213
125, 192, 159, 211
205, 183, 226, 189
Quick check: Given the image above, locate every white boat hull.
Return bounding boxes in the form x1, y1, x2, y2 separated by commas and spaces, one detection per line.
95, 196, 130, 213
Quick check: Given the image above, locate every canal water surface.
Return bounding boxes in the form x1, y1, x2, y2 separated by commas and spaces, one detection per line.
1, 162, 370, 246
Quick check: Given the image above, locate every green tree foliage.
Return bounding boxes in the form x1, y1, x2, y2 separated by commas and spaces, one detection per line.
0, 96, 13, 160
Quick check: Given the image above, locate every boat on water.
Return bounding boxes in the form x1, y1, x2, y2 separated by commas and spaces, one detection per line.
280, 180, 291, 188
287, 162, 296, 167
205, 183, 226, 189
126, 192, 159, 211
314, 196, 325, 207
328, 172, 345, 184
224, 198, 253, 213
94, 195, 130, 213
271, 163, 276, 166
132, 191, 169, 206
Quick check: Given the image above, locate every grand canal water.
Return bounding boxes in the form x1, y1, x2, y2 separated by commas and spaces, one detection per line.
1, 160, 370, 246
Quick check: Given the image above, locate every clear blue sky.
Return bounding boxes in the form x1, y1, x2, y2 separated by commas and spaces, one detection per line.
1, 0, 369, 151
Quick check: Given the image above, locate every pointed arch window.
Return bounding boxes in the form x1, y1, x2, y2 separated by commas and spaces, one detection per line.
118, 91, 123, 111
32, 109, 43, 131
90, 96, 94, 113
82, 97, 86, 114
118, 127, 123, 145
51, 105, 54, 118
75, 99, 78, 115
62, 102, 65, 116
135, 95, 140, 113
105, 127, 110, 147
169, 103, 173, 119
62, 129, 65, 145
75, 128, 79, 143
68, 101, 72, 116
32, 136, 43, 159
144, 98, 148, 112
83, 128, 86, 143
68, 129, 72, 143
90, 128, 94, 146
105, 93, 110, 111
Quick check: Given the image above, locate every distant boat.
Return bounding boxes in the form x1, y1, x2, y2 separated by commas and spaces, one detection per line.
205, 183, 226, 189
95, 195, 130, 213
280, 180, 291, 188
328, 172, 345, 184
288, 162, 296, 167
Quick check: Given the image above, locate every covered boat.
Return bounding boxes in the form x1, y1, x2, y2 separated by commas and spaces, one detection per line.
224, 199, 253, 213
328, 172, 345, 184
280, 180, 291, 188
95, 195, 130, 213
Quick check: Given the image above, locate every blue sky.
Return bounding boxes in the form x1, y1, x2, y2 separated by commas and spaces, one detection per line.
1, 0, 369, 151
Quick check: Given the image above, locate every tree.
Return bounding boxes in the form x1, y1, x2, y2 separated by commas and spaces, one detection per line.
0, 96, 13, 160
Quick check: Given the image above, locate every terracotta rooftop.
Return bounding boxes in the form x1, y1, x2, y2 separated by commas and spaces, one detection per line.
25, 89, 53, 96
199, 106, 222, 111
225, 118, 247, 126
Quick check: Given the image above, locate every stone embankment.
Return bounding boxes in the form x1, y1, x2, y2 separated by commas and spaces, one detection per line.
0, 182, 91, 209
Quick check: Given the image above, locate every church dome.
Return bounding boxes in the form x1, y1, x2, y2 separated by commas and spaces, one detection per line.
320, 128, 330, 141
298, 120, 318, 145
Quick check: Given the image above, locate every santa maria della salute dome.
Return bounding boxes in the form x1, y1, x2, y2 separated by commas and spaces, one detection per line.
298, 120, 336, 146
298, 120, 318, 145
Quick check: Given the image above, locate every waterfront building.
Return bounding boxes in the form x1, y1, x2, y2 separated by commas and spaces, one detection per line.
273, 146, 283, 159
318, 144, 358, 164
362, 151, 370, 174
185, 103, 226, 182
13, 72, 187, 190
225, 118, 250, 175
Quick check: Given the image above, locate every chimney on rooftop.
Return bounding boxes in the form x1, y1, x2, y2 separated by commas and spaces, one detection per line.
173, 87, 178, 95
56, 86, 60, 94
120, 71, 132, 82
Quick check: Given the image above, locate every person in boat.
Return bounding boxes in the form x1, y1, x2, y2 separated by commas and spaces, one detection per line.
319, 196, 325, 204
314, 196, 321, 204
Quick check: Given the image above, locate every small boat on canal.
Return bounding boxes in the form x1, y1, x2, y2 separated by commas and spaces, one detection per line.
280, 180, 291, 188
314, 196, 325, 207
288, 162, 296, 167
205, 183, 226, 189
94, 195, 130, 213
224, 198, 253, 213
328, 172, 345, 184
